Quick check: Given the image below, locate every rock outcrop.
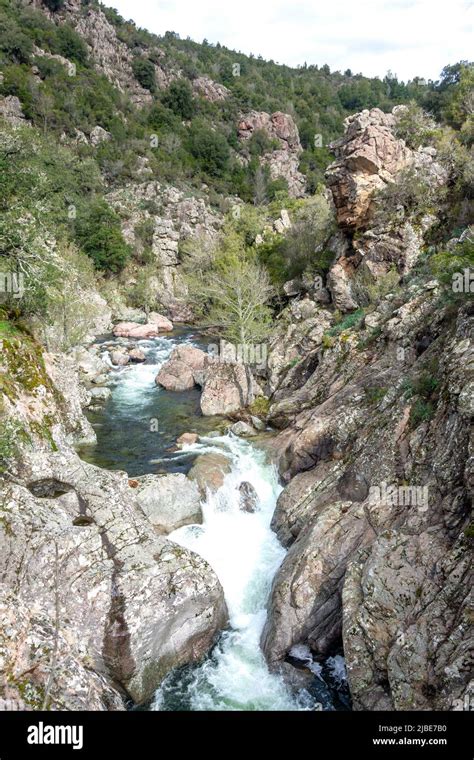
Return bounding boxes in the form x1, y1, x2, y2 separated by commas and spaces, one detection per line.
74, 6, 153, 107
0, 95, 28, 126
238, 111, 306, 197
192, 77, 230, 102
0, 330, 227, 709
107, 181, 223, 315
262, 272, 473, 711
324, 107, 447, 312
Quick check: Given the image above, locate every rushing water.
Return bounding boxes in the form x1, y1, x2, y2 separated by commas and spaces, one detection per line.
81, 330, 350, 711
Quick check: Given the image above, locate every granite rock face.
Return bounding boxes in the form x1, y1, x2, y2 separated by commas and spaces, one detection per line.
324, 107, 448, 312
0, 334, 227, 709
262, 275, 473, 711
238, 110, 306, 197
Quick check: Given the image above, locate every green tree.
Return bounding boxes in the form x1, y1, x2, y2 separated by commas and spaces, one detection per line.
162, 79, 195, 119
75, 200, 130, 273
188, 121, 230, 176
132, 57, 156, 93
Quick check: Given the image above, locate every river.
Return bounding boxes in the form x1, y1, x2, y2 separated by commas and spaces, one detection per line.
80, 329, 350, 711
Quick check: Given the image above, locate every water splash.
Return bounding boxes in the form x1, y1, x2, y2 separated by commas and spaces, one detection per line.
152, 435, 317, 711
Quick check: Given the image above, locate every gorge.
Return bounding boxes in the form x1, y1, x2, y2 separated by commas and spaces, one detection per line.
0, 0, 472, 716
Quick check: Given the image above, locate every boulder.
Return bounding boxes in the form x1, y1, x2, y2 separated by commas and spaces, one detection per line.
71, 346, 110, 384
113, 319, 172, 339
156, 359, 195, 391
155, 346, 207, 391
148, 312, 174, 331
134, 473, 202, 534
200, 363, 257, 416
188, 453, 232, 496
89, 387, 112, 402
177, 432, 199, 446
230, 421, 257, 437
128, 348, 146, 363
1, 453, 227, 707
238, 481, 259, 513
90, 125, 112, 146
110, 350, 130, 366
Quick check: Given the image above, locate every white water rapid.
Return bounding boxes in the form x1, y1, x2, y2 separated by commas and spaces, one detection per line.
152, 435, 317, 711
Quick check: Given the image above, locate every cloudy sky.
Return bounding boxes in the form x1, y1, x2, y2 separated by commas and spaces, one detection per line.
109, 0, 473, 82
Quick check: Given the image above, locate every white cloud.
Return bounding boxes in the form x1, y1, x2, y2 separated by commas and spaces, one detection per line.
109, 0, 473, 81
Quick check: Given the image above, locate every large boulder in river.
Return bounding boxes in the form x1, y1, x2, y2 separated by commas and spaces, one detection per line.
188, 452, 232, 496
156, 359, 195, 391
113, 317, 173, 338
134, 473, 202, 534
238, 481, 259, 513
200, 363, 258, 416
156, 345, 208, 391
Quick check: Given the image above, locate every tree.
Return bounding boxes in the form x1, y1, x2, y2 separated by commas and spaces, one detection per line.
188, 121, 230, 176
183, 228, 275, 344
132, 58, 156, 93
74, 200, 131, 273
191, 258, 275, 345
162, 79, 195, 119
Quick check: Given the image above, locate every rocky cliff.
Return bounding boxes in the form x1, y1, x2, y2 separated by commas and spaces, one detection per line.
261, 109, 473, 711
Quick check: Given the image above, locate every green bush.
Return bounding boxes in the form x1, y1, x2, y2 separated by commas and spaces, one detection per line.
74, 200, 131, 273
393, 101, 436, 149
132, 57, 156, 93
162, 79, 195, 119
55, 24, 88, 65
188, 121, 230, 176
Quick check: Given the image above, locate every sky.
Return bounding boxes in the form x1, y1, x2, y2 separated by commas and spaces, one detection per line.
109, 0, 473, 82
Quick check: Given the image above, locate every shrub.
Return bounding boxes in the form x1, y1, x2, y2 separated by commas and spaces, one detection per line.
132, 57, 156, 93
74, 200, 131, 273
351, 266, 400, 306
393, 102, 436, 149
373, 165, 446, 224
55, 25, 88, 65
0, 19, 33, 64
410, 399, 435, 426
188, 121, 230, 176
162, 79, 195, 119
327, 308, 365, 336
